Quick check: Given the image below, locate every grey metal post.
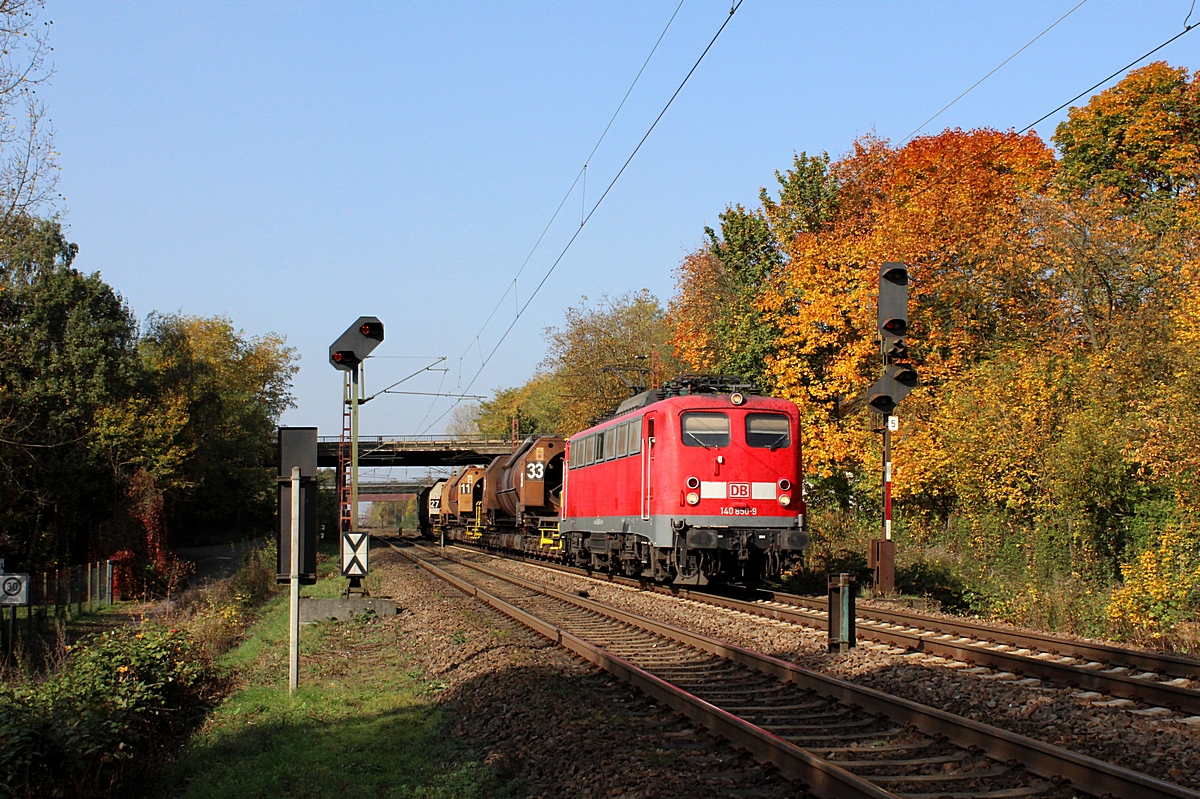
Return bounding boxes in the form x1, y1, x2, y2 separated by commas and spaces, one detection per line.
106, 560, 113, 605
827, 573, 856, 653
350, 366, 359, 533
289, 466, 301, 694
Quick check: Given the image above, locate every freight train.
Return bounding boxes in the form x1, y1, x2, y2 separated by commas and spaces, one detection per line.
421, 375, 809, 585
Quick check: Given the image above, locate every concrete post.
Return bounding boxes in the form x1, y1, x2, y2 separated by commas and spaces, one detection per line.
289, 466, 301, 694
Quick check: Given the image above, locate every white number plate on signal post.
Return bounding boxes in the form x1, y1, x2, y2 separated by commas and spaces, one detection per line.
0, 573, 29, 605
342, 533, 369, 578
888, 417, 899, 431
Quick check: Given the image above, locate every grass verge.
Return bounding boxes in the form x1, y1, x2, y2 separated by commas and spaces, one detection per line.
161, 561, 521, 799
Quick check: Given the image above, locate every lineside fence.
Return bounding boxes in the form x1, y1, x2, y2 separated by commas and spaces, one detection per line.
6, 560, 116, 639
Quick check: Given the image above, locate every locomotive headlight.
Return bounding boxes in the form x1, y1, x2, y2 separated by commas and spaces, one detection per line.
779, 494, 791, 507
686, 492, 700, 506
730, 392, 745, 405
778, 478, 792, 491
685, 476, 700, 490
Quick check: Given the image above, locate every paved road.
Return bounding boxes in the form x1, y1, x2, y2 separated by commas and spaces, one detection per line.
178, 539, 267, 585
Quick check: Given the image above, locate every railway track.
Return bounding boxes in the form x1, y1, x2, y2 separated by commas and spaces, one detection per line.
386, 539, 1198, 799
444, 541, 1200, 715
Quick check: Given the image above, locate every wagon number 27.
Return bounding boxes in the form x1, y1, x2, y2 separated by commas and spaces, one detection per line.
525, 462, 545, 480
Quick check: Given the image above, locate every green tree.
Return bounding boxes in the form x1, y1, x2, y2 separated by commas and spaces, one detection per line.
0, 218, 139, 568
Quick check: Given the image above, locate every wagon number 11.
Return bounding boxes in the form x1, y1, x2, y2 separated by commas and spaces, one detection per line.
525, 462, 545, 480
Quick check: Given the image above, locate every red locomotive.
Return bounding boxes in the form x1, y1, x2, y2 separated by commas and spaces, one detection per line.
432, 375, 809, 584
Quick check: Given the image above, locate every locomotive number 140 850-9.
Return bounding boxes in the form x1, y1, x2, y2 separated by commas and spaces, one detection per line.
720, 506, 757, 516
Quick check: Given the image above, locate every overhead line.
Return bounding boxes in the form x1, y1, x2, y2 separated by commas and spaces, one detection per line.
893, 22, 1200, 211
1015, 24, 1196, 136
421, 1, 745, 434
898, 0, 1090, 145
416, 0, 688, 429
450, 0, 687, 367
468, 0, 746, 396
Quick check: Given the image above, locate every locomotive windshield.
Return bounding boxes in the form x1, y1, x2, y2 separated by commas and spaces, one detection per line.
746, 413, 790, 449
681, 412, 730, 448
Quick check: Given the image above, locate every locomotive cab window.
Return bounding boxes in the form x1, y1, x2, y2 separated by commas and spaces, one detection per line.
746, 413, 791, 449
681, 412, 730, 448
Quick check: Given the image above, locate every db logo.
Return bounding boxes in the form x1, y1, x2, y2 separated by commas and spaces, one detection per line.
728, 483, 751, 499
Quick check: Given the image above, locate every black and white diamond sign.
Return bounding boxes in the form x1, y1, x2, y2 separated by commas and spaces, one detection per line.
341, 532, 369, 578
0, 573, 29, 606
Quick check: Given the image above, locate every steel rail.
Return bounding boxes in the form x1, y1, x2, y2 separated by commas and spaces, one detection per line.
444, 541, 1200, 712
768, 592, 1200, 680
395, 540, 1200, 799
392, 543, 895, 799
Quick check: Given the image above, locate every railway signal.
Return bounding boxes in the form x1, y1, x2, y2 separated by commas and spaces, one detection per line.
878, 262, 909, 362
329, 316, 385, 595
870, 262, 916, 597
866, 364, 918, 415
329, 316, 384, 371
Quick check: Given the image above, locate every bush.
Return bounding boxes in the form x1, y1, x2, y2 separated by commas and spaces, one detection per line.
896, 559, 974, 611
1109, 521, 1200, 645
0, 626, 221, 798
173, 541, 279, 659
784, 548, 873, 595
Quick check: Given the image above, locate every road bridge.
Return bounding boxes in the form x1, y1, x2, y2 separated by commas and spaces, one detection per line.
317, 436, 515, 468
354, 481, 430, 502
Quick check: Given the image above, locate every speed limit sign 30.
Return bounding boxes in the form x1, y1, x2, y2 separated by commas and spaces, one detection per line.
0, 573, 29, 605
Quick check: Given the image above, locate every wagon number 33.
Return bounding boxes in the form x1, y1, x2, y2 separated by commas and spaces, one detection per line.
525, 462, 545, 480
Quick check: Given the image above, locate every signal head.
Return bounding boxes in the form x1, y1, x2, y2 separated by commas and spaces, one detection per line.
332, 350, 361, 369
867, 393, 898, 415
881, 265, 908, 286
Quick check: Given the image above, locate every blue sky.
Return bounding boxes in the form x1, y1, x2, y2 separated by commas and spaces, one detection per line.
50, 1, 1198, 450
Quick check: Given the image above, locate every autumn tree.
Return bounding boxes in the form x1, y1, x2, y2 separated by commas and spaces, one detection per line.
542, 291, 683, 434
476, 372, 561, 438
1054, 61, 1200, 205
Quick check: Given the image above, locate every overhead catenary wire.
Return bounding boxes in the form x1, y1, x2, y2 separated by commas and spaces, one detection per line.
1014, 23, 1195, 136
421, 1, 746, 434
423, 6, 1185, 437
450, 0, 687, 367
898, 0, 1090, 145
413, 0, 687, 430
888, 20, 1200, 215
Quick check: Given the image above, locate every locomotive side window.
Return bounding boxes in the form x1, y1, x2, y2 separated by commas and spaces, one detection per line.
615, 423, 628, 457
629, 418, 642, 454
603, 427, 616, 461
595, 430, 606, 462
584, 435, 595, 466
746, 413, 791, 449
569, 441, 578, 469
681, 412, 730, 448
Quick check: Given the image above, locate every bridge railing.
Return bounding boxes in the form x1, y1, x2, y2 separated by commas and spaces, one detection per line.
317, 435, 513, 446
